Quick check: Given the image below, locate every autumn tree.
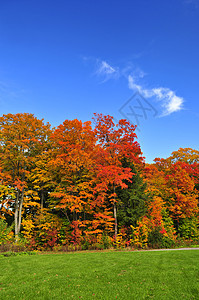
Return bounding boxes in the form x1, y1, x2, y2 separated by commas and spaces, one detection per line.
93, 113, 143, 238
167, 148, 199, 164
27, 142, 53, 212
0, 113, 51, 240
49, 119, 99, 243
0, 167, 15, 224
147, 157, 199, 233
165, 162, 199, 227
166, 147, 199, 193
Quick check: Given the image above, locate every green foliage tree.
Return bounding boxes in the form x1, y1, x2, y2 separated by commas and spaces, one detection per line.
117, 160, 148, 232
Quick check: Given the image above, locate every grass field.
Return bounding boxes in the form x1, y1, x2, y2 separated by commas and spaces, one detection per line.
0, 250, 199, 299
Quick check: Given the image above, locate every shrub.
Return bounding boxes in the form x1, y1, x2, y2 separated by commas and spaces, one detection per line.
147, 226, 175, 249
178, 218, 199, 240
147, 226, 163, 248
0, 219, 14, 245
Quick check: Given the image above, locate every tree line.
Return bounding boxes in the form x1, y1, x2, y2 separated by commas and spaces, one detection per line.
0, 113, 199, 250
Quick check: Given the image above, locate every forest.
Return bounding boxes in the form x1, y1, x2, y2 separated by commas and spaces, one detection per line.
0, 112, 199, 251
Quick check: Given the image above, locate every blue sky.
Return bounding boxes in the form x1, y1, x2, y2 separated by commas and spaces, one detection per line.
0, 0, 199, 162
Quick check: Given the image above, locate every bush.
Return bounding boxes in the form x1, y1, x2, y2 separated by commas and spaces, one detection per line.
147, 226, 175, 249
161, 236, 175, 249
147, 227, 163, 248
0, 219, 14, 245
81, 240, 90, 250
0, 242, 28, 253
101, 234, 112, 249
178, 218, 199, 240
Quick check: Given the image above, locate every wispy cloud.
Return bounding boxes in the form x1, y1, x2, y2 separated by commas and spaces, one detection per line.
97, 61, 116, 75
128, 75, 184, 116
84, 57, 184, 116
95, 60, 119, 82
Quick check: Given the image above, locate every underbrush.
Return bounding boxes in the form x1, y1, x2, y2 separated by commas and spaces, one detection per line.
0, 239, 199, 255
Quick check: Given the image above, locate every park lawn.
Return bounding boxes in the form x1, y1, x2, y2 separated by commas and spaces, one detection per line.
0, 250, 199, 299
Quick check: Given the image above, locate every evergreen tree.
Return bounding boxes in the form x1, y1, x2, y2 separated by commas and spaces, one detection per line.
117, 160, 148, 230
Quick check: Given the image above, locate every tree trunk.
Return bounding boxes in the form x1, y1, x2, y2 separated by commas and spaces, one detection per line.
63, 210, 71, 223
113, 184, 117, 239
113, 201, 118, 239
41, 190, 44, 212
14, 192, 19, 241
17, 188, 24, 234
14, 191, 20, 242
14, 187, 24, 242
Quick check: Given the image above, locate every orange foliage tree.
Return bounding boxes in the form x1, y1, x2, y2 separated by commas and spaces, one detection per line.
49, 119, 99, 244
93, 113, 143, 238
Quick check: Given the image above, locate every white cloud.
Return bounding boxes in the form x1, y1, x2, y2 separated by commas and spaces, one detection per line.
128, 75, 184, 116
97, 61, 116, 75
95, 60, 120, 82
85, 57, 184, 116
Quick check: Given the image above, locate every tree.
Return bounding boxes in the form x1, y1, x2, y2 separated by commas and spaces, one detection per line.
49, 118, 98, 242
117, 160, 147, 232
165, 162, 199, 227
166, 148, 199, 194
0, 113, 51, 240
147, 158, 199, 232
93, 113, 143, 238
167, 148, 199, 164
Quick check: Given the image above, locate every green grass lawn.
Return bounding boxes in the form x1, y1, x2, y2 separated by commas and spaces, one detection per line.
0, 250, 199, 299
